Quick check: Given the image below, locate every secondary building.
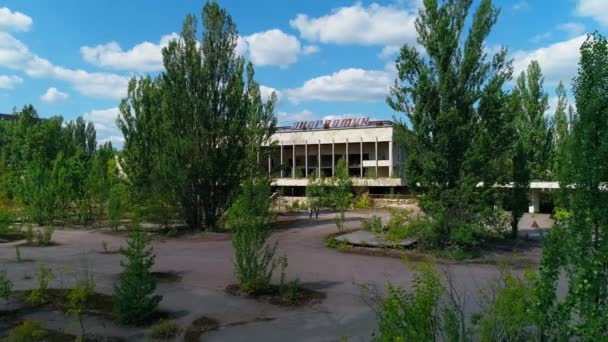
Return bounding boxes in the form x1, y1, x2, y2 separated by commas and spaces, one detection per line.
266, 117, 405, 196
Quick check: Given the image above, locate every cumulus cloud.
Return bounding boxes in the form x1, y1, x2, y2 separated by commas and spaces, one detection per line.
302, 45, 320, 55
0, 32, 129, 99
40, 87, 69, 103
80, 33, 178, 72
82, 107, 124, 146
512, 1, 529, 11
0, 7, 32, 32
576, 0, 608, 26
379, 45, 401, 59
286, 68, 393, 104
260, 85, 282, 103
244, 29, 301, 68
289, 3, 417, 46
0, 75, 23, 89
512, 35, 586, 86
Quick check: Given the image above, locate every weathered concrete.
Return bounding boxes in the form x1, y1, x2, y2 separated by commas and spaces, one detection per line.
335, 230, 418, 248
0, 210, 546, 341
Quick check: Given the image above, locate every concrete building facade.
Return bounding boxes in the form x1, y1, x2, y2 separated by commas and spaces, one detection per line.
266, 118, 405, 195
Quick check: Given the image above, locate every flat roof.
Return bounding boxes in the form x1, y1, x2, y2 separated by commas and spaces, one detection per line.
277, 120, 394, 133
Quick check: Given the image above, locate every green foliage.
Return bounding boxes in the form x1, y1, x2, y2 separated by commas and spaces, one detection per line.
532, 33, 608, 340
4, 320, 47, 342
113, 227, 162, 325
65, 278, 96, 339
476, 270, 538, 341
0, 270, 13, 302
0, 207, 12, 237
118, 1, 276, 231
148, 320, 180, 339
353, 191, 373, 209
25, 264, 54, 306
225, 180, 277, 294
374, 263, 447, 341
307, 159, 353, 232
361, 216, 383, 236
388, 0, 514, 248
34, 226, 54, 246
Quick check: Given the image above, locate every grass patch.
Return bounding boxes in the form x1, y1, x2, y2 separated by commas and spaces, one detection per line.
183, 316, 220, 342
148, 320, 180, 340
225, 283, 326, 307
12, 288, 170, 326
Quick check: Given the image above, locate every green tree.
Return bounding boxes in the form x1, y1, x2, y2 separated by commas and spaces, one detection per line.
224, 179, 277, 294
537, 33, 608, 339
118, 2, 276, 231
387, 0, 513, 246
113, 227, 162, 325
551, 82, 572, 183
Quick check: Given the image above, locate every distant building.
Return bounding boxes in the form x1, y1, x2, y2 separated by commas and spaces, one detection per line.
0, 113, 18, 121
266, 117, 405, 196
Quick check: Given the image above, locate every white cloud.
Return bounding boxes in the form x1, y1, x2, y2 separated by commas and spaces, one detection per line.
244, 29, 302, 68
278, 109, 314, 125
80, 33, 178, 72
286, 68, 393, 104
289, 3, 417, 46
0, 32, 129, 99
302, 45, 320, 55
40, 87, 68, 103
0, 7, 32, 32
82, 107, 124, 146
513, 1, 529, 11
557, 22, 586, 38
512, 35, 586, 86
577, 0, 608, 26
530, 32, 552, 44
0, 75, 23, 89
379, 45, 401, 59
260, 85, 282, 103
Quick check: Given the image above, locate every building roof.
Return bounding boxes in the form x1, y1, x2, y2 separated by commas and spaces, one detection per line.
0, 113, 18, 121
277, 119, 393, 132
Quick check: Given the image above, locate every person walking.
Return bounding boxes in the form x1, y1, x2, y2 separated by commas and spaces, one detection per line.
309, 207, 313, 219
315, 207, 319, 219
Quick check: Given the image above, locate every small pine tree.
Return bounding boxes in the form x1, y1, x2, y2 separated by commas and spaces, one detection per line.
112, 227, 161, 325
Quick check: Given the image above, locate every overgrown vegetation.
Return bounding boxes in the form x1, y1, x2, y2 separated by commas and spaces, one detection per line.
307, 159, 353, 232
112, 227, 162, 325
148, 320, 180, 340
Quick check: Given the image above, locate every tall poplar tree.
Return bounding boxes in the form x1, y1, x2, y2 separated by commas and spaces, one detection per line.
118, 2, 276, 231
388, 0, 513, 246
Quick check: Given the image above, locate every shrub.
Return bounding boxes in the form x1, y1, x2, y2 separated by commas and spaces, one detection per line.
148, 320, 180, 339
384, 209, 429, 243
0, 270, 13, 302
0, 208, 12, 237
39, 226, 54, 246
113, 227, 162, 325
224, 180, 277, 294
25, 264, 54, 306
324, 237, 339, 248
361, 216, 383, 235
5, 320, 47, 342
476, 270, 537, 341
373, 263, 448, 341
25, 225, 34, 244
354, 192, 373, 209
66, 278, 96, 339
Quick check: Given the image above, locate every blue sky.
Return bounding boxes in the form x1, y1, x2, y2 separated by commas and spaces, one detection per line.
0, 0, 606, 146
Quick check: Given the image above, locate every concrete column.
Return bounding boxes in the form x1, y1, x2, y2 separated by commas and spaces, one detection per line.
280, 144, 283, 178
529, 189, 540, 214
375, 137, 378, 177
389, 139, 393, 177
346, 138, 349, 169
292, 141, 296, 178
318, 140, 321, 178
332, 139, 335, 177
268, 152, 271, 175
360, 138, 363, 178
305, 140, 308, 178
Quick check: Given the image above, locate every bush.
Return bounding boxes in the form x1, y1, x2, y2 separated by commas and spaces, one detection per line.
384, 209, 429, 243
373, 263, 457, 341
148, 320, 180, 339
5, 320, 47, 342
38, 226, 54, 246
354, 192, 373, 209
361, 216, 383, 236
224, 180, 277, 294
0, 208, 12, 237
25, 264, 54, 306
476, 270, 537, 341
112, 227, 162, 325
65, 278, 96, 339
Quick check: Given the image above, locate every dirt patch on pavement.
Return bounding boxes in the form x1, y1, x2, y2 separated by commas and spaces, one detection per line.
225, 284, 326, 307
183, 316, 220, 342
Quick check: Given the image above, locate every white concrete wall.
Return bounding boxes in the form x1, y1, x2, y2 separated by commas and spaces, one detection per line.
270, 126, 394, 144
